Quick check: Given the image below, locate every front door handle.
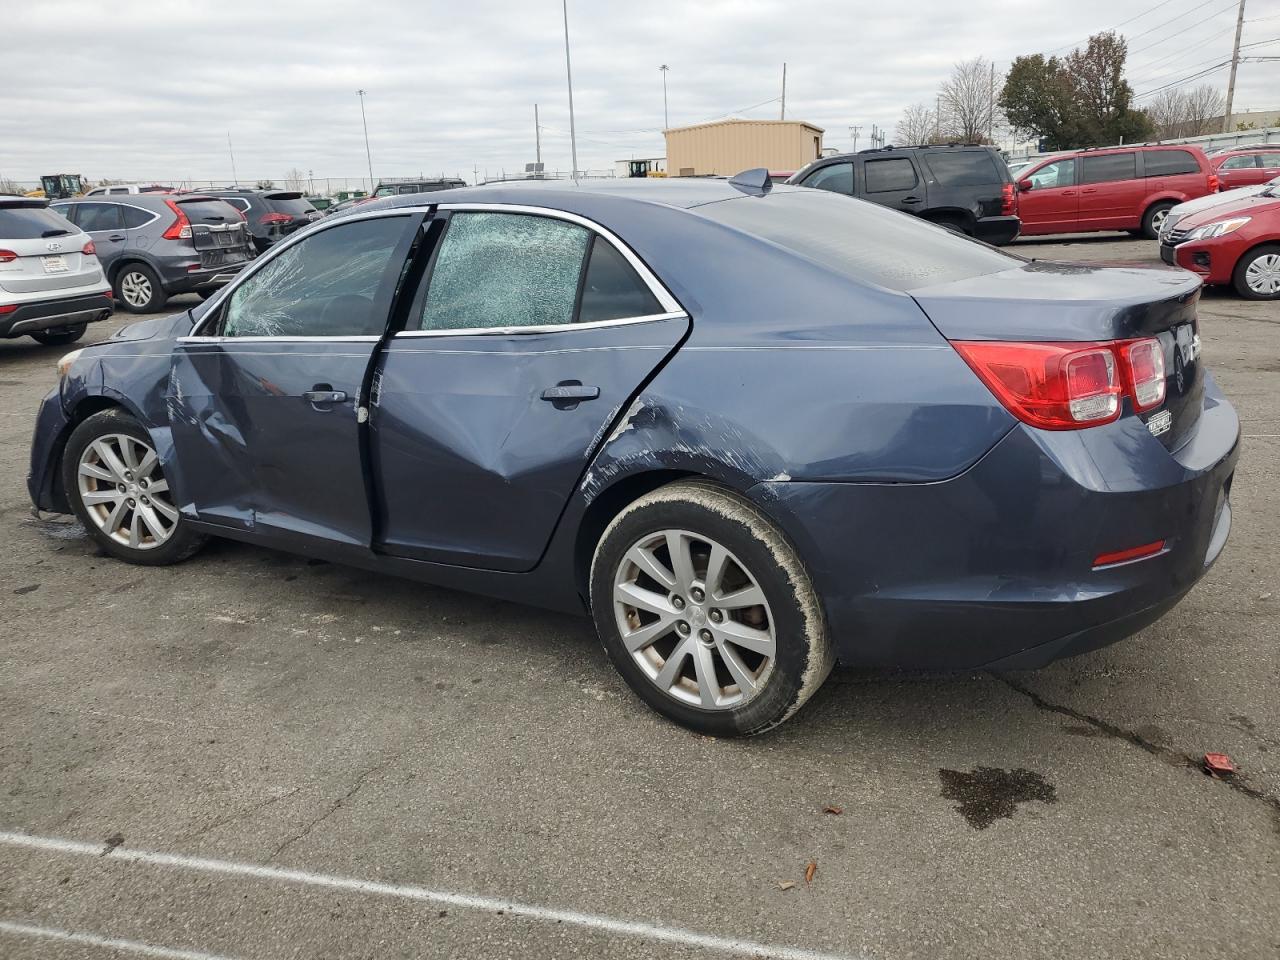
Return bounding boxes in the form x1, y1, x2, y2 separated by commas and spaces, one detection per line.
541, 381, 600, 410
901, 196, 923, 204
303, 386, 348, 407
108, 235, 125, 242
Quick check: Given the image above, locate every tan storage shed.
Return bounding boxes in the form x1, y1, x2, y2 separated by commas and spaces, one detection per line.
664, 119, 824, 177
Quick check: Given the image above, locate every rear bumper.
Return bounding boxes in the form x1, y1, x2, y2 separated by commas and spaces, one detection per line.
160, 261, 247, 295
973, 215, 1021, 246
1, 292, 113, 339
751, 375, 1240, 670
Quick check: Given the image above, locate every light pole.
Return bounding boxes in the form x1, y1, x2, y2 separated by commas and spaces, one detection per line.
562, 1, 580, 181
356, 89, 374, 192
659, 64, 669, 131
849, 125, 860, 151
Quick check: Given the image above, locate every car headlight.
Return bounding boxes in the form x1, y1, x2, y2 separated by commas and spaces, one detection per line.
56, 349, 85, 380
1185, 216, 1251, 241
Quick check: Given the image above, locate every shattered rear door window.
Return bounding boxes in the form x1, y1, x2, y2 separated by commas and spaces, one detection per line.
222, 216, 408, 337
417, 212, 590, 331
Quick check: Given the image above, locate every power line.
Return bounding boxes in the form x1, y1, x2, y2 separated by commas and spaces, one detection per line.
1041, 0, 1183, 55
1128, 0, 1241, 56
1127, 25, 1237, 81
1134, 60, 1232, 99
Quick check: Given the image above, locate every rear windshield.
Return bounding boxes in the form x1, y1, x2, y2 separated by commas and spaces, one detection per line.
177, 198, 243, 223
923, 150, 1007, 186
264, 193, 316, 216
698, 189, 1022, 292
0, 205, 76, 239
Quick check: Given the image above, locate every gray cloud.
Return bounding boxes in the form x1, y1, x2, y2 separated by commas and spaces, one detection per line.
5, 0, 1276, 186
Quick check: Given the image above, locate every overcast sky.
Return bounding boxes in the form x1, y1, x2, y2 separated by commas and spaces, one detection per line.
4, 0, 1278, 187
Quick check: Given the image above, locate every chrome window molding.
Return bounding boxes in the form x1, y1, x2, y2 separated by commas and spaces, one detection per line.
190, 202, 687, 339
177, 335, 382, 344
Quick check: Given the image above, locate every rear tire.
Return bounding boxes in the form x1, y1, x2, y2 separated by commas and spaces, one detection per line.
31, 324, 86, 346
61, 409, 207, 566
113, 263, 168, 314
1232, 244, 1280, 300
590, 481, 833, 737
1140, 201, 1175, 240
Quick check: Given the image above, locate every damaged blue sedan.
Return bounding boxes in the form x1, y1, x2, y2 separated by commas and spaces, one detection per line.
28, 177, 1239, 735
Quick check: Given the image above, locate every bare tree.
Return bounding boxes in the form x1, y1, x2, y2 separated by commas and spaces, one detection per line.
0, 176, 28, 195
939, 57, 998, 143
284, 168, 307, 192
1144, 85, 1227, 139
1183, 85, 1226, 136
894, 102, 938, 146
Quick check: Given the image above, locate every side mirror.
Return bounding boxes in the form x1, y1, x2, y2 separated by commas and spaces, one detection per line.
1017, 179, 1033, 192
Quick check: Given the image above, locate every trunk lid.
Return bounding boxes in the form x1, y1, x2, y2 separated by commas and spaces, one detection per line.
0, 204, 101, 295
178, 197, 253, 268
911, 260, 1204, 452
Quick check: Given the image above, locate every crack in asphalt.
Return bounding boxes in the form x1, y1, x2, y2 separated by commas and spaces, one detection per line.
181, 787, 303, 842
994, 673, 1280, 822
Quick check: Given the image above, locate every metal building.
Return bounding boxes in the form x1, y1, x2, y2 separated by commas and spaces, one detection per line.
663, 119, 825, 176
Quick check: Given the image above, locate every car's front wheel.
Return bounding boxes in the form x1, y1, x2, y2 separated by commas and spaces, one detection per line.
114, 264, 168, 313
61, 409, 206, 565
590, 481, 833, 736
31, 324, 87, 346
1233, 244, 1280, 300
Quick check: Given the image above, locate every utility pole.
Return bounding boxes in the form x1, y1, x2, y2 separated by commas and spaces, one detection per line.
357, 90, 374, 191
849, 125, 860, 151
534, 104, 542, 165
473, 164, 479, 185
780, 63, 787, 120
227, 133, 238, 186
660, 65, 670, 130
989, 61, 996, 143
1223, 0, 1248, 132
561, 0, 579, 181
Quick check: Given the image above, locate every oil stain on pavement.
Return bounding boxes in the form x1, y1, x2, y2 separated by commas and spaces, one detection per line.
939, 767, 1058, 829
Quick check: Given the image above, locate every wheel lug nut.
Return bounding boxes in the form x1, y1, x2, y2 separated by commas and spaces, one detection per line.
117, 483, 126, 492
127, 499, 136, 508
699, 629, 713, 643
691, 587, 705, 603
672, 596, 685, 610
677, 621, 690, 636
710, 609, 723, 623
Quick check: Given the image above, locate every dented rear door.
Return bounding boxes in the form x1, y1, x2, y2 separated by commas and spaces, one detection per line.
370, 209, 689, 572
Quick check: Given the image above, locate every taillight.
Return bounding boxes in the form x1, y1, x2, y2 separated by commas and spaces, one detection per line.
1208, 174, 1220, 192
1001, 182, 1016, 216
0, 304, 16, 314
0, 250, 17, 263
953, 337, 1166, 430
162, 199, 192, 240
82, 240, 96, 256
259, 212, 291, 224
1122, 339, 1166, 411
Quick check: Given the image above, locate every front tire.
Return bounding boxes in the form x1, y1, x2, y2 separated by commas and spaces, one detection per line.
31, 324, 86, 346
590, 481, 833, 736
113, 263, 168, 313
61, 409, 206, 566
1232, 245, 1280, 300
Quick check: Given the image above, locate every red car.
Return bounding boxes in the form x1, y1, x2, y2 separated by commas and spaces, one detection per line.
1161, 183, 1280, 299
1014, 145, 1216, 239
1210, 146, 1280, 191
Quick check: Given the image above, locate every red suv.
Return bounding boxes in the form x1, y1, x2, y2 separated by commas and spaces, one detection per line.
1210, 146, 1280, 191
1161, 183, 1280, 299
1014, 145, 1216, 239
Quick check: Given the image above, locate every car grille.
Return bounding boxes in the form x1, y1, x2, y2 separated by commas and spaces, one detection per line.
1163, 225, 1193, 246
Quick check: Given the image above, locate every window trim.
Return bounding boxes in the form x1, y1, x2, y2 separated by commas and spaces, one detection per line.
114, 201, 162, 229
393, 203, 686, 339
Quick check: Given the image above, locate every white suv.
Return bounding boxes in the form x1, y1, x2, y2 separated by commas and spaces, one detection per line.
0, 196, 113, 346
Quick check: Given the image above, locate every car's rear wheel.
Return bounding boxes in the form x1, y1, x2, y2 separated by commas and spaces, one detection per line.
1141, 201, 1176, 240
590, 481, 833, 736
61, 409, 206, 566
1233, 245, 1280, 300
114, 263, 168, 313
31, 324, 86, 346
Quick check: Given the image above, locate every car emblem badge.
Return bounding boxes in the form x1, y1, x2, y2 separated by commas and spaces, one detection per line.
46, 241, 62, 251
1147, 410, 1173, 437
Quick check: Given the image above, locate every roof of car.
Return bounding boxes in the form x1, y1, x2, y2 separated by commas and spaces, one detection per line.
352, 176, 810, 214
0, 194, 46, 208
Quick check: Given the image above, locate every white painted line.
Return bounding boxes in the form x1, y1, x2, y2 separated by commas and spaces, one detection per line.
0, 830, 862, 960
0, 919, 241, 960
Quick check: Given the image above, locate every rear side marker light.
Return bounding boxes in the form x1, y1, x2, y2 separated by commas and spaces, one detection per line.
1093, 540, 1166, 568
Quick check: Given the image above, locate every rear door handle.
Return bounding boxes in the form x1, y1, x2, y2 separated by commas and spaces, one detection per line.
541, 382, 600, 409
108, 235, 125, 241
901, 196, 923, 203
303, 387, 347, 406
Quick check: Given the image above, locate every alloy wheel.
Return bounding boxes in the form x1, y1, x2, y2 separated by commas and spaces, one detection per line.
76, 433, 178, 549
612, 529, 776, 710
119, 271, 153, 308
1245, 254, 1280, 296
1150, 208, 1170, 235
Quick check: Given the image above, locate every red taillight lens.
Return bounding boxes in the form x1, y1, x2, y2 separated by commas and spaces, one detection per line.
953, 341, 1121, 429
82, 240, 96, 256
1208, 174, 1220, 192
0, 303, 16, 314
162, 199, 192, 240
1001, 182, 1016, 216
1123, 339, 1166, 410
0, 249, 17, 263
259, 212, 291, 224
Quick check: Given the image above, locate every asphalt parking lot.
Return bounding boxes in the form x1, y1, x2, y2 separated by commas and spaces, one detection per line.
1, 234, 1277, 960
